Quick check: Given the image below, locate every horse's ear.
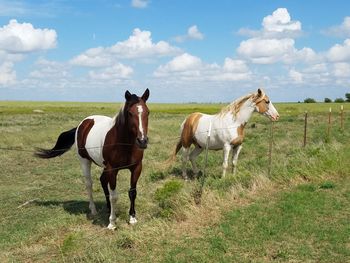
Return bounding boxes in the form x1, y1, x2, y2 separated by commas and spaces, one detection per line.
257, 88, 262, 97
125, 90, 132, 101
141, 88, 150, 102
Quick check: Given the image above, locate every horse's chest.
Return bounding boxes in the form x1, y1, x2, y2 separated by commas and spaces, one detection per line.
103, 146, 143, 169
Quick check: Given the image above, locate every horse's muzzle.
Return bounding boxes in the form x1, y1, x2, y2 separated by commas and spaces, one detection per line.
136, 137, 148, 149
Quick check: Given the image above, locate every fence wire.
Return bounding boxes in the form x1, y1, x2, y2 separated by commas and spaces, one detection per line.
0, 110, 348, 221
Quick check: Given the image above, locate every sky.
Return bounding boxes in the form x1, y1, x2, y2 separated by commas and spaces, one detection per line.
0, 0, 350, 103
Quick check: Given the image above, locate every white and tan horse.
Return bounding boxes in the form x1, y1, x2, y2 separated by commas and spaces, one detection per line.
170, 89, 279, 179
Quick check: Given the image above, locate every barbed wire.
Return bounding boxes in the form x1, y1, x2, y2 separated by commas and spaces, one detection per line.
0, 113, 348, 218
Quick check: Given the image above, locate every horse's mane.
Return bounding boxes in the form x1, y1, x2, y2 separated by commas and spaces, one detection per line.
114, 96, 141, 126
114, 105, 125, 126
219, 93, 254, 116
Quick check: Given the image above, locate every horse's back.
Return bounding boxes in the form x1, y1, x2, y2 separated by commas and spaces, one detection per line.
76, 115, 114, 167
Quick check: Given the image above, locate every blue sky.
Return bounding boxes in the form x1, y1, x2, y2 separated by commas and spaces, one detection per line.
0, 0, 350, 103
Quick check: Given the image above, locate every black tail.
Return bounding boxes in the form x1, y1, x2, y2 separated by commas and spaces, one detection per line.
34, 127, 77, 159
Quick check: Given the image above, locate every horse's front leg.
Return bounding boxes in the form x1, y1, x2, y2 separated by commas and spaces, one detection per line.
106, 167, 118, 230
222, 144, 231, 178
231, 144, 243, 175
129, 163, 142, 224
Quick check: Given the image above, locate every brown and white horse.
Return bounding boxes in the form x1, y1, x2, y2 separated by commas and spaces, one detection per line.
35, 89, 150, 230
170, 89, 279, 179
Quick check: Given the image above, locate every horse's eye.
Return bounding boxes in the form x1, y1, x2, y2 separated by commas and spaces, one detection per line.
266, 100, 270, 104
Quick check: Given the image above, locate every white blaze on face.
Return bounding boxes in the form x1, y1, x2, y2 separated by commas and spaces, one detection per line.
137, 105, 145, 139
268, 102, 279, 120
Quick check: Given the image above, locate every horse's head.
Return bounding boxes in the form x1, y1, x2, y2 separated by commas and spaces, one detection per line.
124, 89, 150, 149
252, 89, 279, 121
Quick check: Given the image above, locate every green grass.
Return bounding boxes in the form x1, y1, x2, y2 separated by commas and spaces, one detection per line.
163, 177, 350, 263
0, 101, 349, 262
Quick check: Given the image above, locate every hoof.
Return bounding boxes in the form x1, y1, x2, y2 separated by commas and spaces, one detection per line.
90, 209, 97, 216
107, 223, 116, 230
90, 205, 97, 216
129, 216, 137, 225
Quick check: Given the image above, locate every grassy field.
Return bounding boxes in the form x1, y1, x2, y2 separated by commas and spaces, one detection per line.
0, 101, 349, 262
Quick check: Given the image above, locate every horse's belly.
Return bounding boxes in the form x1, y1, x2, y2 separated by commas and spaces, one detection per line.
194, 119, 236, 150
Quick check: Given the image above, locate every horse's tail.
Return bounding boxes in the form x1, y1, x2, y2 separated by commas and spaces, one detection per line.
165, 113, 201, 166
165, 139, 183, 165
34, 127, 77, 159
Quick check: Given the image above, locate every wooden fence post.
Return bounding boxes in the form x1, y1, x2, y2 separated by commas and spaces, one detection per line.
303, 111, 308, 147
340, 105, 344, 130
327, 107, 332, 138
268, 121, 274, 177
202, 121, 212, 181
195, 121, 212, 204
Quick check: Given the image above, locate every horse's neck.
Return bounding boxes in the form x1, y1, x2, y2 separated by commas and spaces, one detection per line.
114, 112, 136, 143
226, 100, 255, 125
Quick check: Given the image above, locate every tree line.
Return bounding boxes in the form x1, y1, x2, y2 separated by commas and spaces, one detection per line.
304, 93, 350, 103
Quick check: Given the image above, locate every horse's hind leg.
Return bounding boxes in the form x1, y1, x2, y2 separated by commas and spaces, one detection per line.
189, 146, 203, 177
231, 145, 243, 175
100, 171, 110, 211
80, 158, 97, 215
181, 147, 190, 180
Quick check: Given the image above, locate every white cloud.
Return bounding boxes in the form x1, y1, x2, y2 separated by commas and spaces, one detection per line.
0, 1, 27, 16
154, 53, 251, 81
0, 61, 16, 85
70, 28, 181, 70
327, 39, 350, 62
88, 63, 133, 80
236, 9, 317, 65
262, 8, 301, 34
188, 25, 204, 40
323, 17, 350, 38
70, 47, 112, 67
155, 53, 202, 75
303, 63, 328, 73
223, 58, 249, 73
237, 38, 295, 64
29, 59, 70, 79
0, 19, 57, 53
289, 68, 303, 83
131, 0, 149, 8
175, 25, 204, 43
109, 28, 180, 58
238, 8, 302, 38
0, 20, 57, 86
332, 62, 350, 77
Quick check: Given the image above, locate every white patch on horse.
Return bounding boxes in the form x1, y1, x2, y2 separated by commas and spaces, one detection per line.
137, 105, 145, 140
77, 115, 114, 167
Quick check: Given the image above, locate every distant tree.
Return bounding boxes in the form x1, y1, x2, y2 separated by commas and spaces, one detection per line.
324, 98, 332, 103
335, 98, 345, 103
345, 93, 350, 102
304, 98, 316, 103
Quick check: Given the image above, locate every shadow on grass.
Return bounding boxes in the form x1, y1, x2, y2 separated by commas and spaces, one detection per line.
169, 166, 201, 180
33, 199, 128, 227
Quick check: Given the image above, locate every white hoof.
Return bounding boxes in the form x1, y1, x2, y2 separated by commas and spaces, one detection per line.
129, 216, 137, 225
107, 223, 116, 230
